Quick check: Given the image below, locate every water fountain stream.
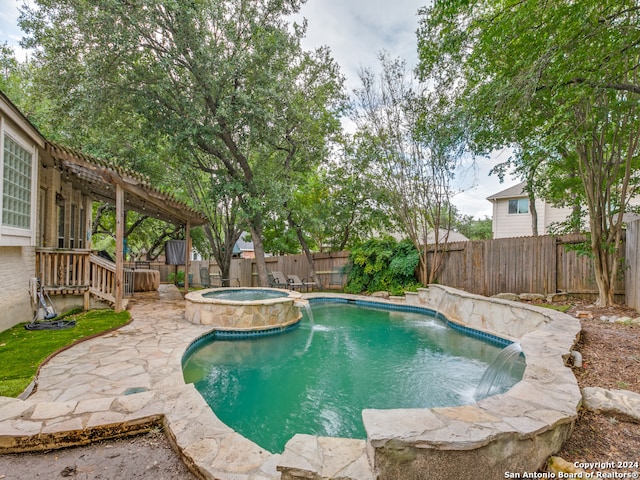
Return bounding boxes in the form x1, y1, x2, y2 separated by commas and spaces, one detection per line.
294, 299, 315, 354
474, 342, 525, 401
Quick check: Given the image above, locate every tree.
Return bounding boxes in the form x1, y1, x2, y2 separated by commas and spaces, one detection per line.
176, 157, 245, 286
292, 148, 391, 253
417, 0, 640, 305
0, 43, 20, 94
351, 53, 462, 284
453, 214, 492, 241
20, 0, 344, 286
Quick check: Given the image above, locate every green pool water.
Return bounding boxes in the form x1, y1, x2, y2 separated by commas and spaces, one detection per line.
182, 302, 522, 453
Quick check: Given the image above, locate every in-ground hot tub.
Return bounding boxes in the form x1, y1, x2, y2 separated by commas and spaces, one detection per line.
184, 287, 303, 330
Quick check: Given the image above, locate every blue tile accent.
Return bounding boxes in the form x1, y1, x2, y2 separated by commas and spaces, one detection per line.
184, 321, 301, 359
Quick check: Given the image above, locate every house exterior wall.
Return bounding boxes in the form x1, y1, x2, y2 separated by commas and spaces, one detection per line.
541, 202, 574, 232
491, 196, 574, 239
0, 246, 36, 331
1, 94, 44, 331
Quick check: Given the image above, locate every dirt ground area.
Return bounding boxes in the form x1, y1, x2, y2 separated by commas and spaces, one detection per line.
552, 300, 640, 470
0, 428, 198, 480
0, 298, 638, 479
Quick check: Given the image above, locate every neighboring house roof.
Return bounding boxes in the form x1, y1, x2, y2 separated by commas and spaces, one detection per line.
373, 229, 469, 244
486, 181, 527, 201
426, 230, 469, 244
233, 234, 254, 255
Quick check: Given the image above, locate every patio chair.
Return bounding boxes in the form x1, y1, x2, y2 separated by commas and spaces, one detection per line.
134, 261, 150, 269
269, 271, 289, 289
287, 274, 316, 292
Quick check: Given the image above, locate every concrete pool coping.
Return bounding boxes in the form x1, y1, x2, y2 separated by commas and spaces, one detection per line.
0, 284, 581, 479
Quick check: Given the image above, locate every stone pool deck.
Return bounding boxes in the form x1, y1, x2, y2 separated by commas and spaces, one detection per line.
0, 285, 582, 480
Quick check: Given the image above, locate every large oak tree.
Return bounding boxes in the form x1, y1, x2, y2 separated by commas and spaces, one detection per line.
20, 0, 344, 286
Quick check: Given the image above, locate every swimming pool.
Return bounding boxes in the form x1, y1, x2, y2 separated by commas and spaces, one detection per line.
182, 300, 525, 453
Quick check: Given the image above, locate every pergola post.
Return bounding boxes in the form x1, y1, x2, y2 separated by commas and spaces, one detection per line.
83, 195, 93, 310
114, 184, 124, 312
184, 221, 191, 294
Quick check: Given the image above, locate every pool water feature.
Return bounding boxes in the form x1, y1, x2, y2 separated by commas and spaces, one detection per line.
182, 301, 525, 453
474, 342, 525, 401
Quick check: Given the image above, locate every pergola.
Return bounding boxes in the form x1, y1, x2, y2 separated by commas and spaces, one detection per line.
44, 141, 208, 311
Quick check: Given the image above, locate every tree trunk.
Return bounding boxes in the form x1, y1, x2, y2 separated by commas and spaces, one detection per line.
250, 224, 269, 287
204, 224, 240, 287
419, 252, 428, 286
288, 214, 323, 288
528, 190, 538, 236
591, 232, 614, 307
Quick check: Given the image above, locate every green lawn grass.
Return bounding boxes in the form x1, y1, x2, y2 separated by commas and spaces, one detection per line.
0, 309, 130, 398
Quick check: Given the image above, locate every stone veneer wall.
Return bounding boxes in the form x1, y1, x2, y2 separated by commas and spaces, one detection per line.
184, 289, 302, 330
0, 246, 36, 331
362, 285, 582, 480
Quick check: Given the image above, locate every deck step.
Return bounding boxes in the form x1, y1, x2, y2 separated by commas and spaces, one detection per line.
277, 434, 375, 480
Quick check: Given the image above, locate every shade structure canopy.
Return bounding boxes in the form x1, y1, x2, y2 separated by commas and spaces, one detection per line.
45, 141, 207, 227
43, 141, 207, 310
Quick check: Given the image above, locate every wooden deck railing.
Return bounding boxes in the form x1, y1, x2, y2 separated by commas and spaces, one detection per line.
35, 248, 90, 294
88, 254, 116, 304
35, 249, 118, 305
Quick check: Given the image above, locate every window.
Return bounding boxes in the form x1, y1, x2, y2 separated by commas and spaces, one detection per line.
508, 198, 529, 215
2, 134, 32, 229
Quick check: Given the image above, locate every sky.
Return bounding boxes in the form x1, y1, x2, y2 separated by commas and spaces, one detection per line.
0, 0, 519, 218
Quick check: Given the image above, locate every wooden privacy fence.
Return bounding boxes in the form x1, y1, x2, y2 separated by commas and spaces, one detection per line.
625, 219, 640, 311
186, 233, 629, 302
189, 251, 350, 289
425, 234, 626, 300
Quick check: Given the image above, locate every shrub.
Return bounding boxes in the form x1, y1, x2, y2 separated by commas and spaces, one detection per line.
344, 237, 422, 295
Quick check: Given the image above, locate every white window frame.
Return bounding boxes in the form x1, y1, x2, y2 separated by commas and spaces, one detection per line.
508, 198, 529, 215
0, 118, 38, 247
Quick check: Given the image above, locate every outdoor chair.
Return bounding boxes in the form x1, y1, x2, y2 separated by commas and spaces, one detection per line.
287, 274, 316, 292
269, 271, 289, 289
134, 261, 151, 269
